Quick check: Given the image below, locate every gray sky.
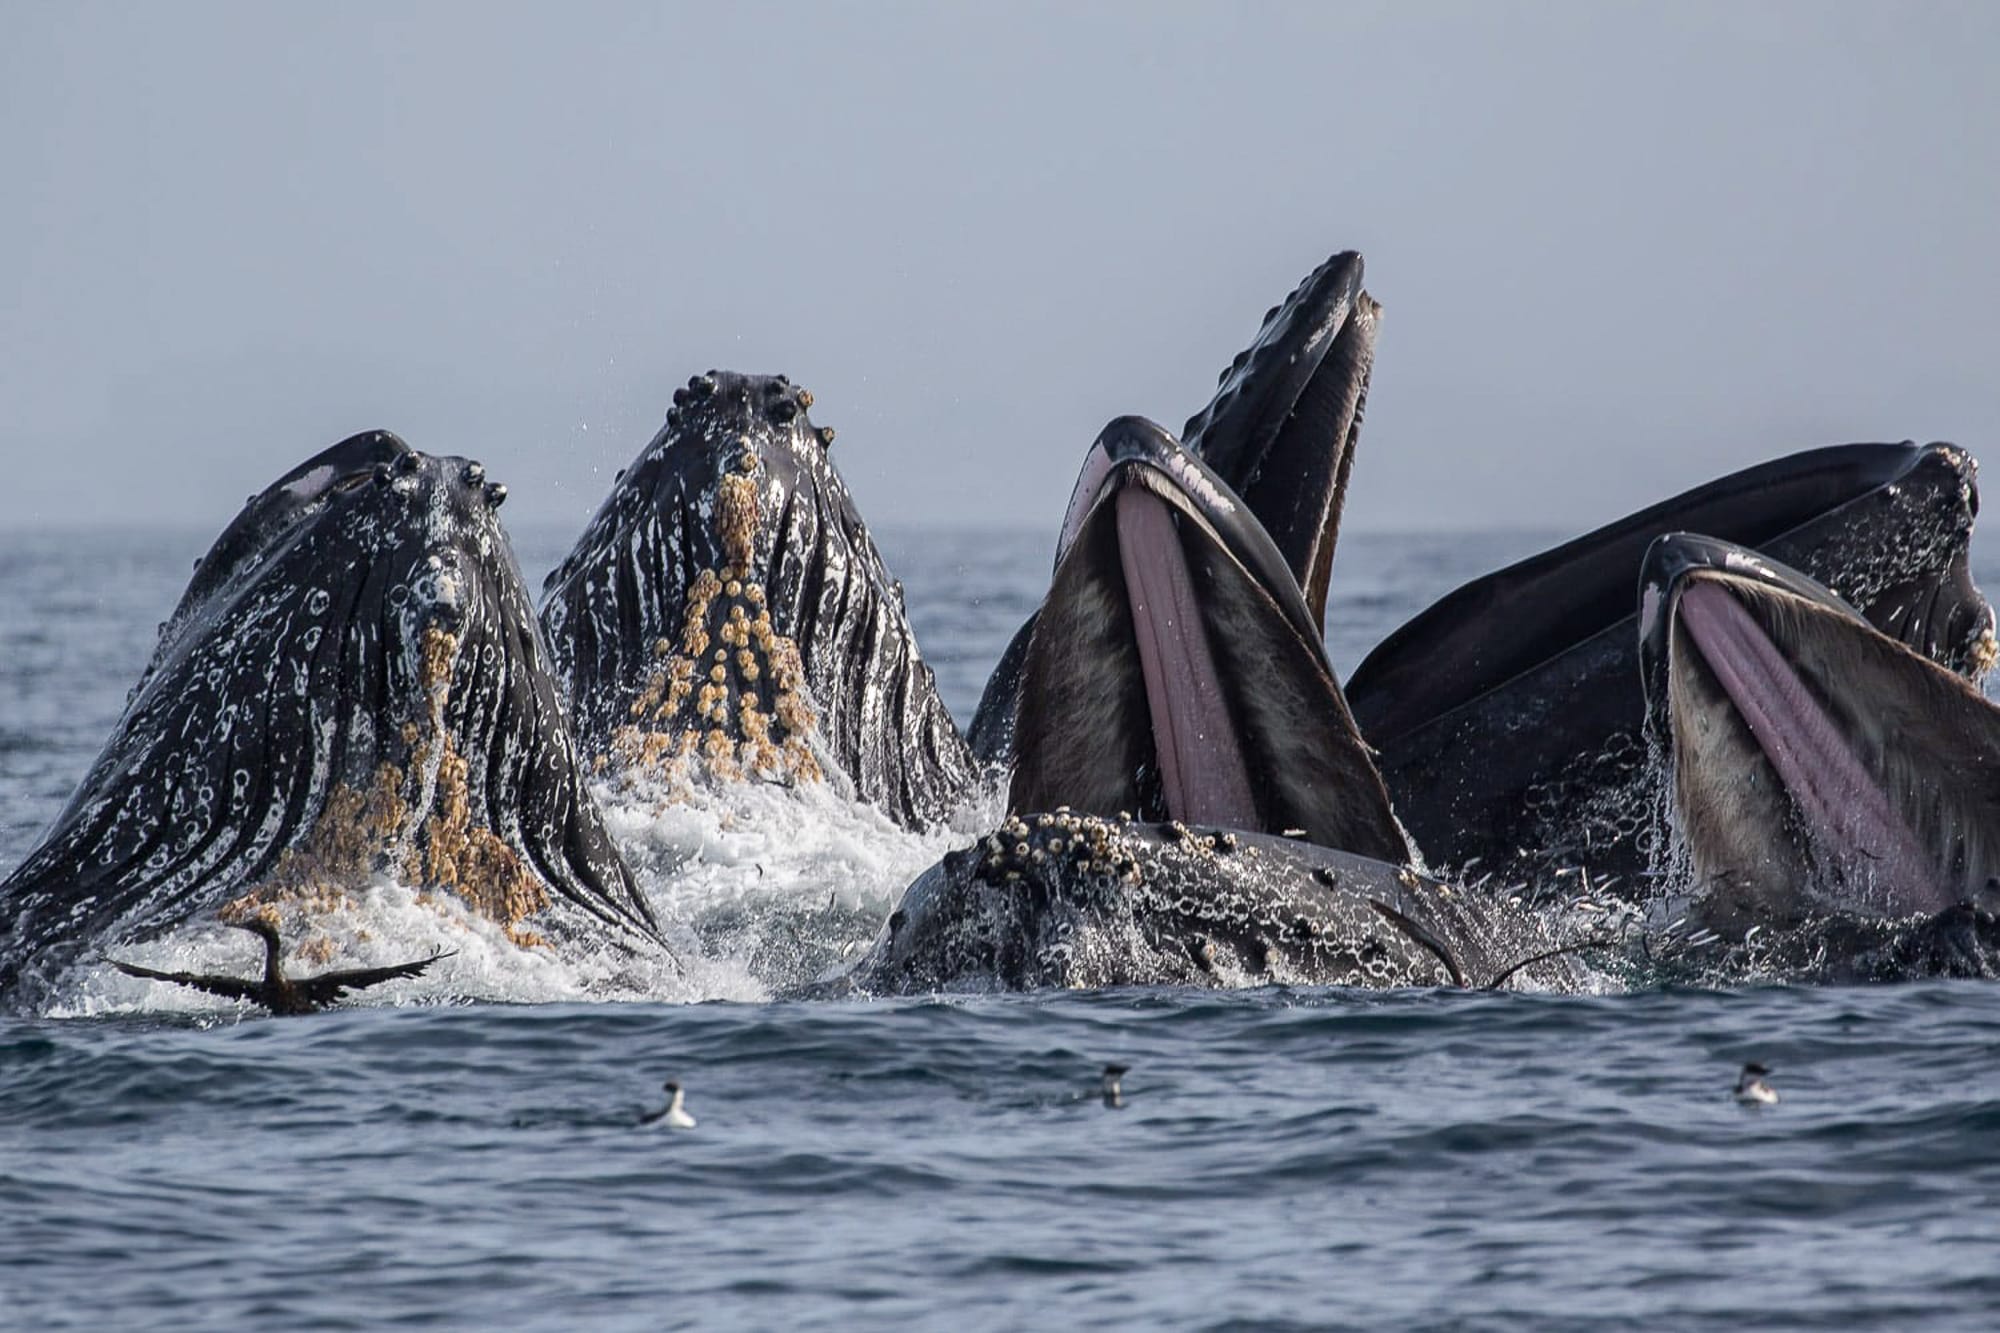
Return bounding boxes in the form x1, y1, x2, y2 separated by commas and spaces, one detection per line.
4, 2, 1997, 543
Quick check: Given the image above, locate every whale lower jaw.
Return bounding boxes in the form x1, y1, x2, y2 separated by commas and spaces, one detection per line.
1011, 450, 1405, 862
1665, 569, 2000, 935
1016, 422, 1408, 860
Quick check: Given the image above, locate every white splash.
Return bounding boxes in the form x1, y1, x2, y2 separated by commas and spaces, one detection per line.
52, 776, 1004, 1017
598, 770, 1004, 998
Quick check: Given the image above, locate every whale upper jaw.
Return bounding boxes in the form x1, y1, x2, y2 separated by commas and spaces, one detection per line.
540, 371, 975, 830
1181, 249, 1378, 628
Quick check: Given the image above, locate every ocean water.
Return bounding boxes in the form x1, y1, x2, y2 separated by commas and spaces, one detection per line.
4, 525, 2000, 1330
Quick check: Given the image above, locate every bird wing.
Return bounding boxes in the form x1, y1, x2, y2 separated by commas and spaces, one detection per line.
293, 949, 456, 1007
105, 958, 265, 1005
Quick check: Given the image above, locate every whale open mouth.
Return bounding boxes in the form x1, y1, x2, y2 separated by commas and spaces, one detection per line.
1352, 440, 1991, 752
967, 252, 1381, 769
1647, 538, 2000, 932
1013, 419, 1405, 862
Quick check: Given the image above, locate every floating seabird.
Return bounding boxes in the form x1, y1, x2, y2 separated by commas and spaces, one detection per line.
1733, 1062, 1779, 1106
106, 916, 452, 1016
640, 1080, 697, 1128
1101, 1063, 1129, 1109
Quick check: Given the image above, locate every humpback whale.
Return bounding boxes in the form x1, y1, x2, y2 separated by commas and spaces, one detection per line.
541, 372, 975, 829
847, 812, 1579, 992
968, 249, 1378, 761
849, 418, 1581, 993
1344, 442, 1994, 894
1637, 532, 2000, 980
0, 431, 663, 1007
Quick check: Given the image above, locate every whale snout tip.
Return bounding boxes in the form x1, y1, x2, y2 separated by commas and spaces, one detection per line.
1097, 414, 1174, 447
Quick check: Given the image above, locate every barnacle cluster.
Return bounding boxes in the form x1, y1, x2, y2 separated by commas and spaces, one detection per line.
224, 624, 547, 944
972, 810, 1145, 890
612, 442, 823, 794
223, 759, 408, 922
1968, 625, 2000, 679
414, 742, 547, 944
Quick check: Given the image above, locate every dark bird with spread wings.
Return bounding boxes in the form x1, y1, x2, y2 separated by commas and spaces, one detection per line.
106, 916, 452, 1015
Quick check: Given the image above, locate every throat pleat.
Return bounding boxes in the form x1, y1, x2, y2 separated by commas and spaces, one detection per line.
1115, 487, 1258, 829
1678, 580, 1947, 915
